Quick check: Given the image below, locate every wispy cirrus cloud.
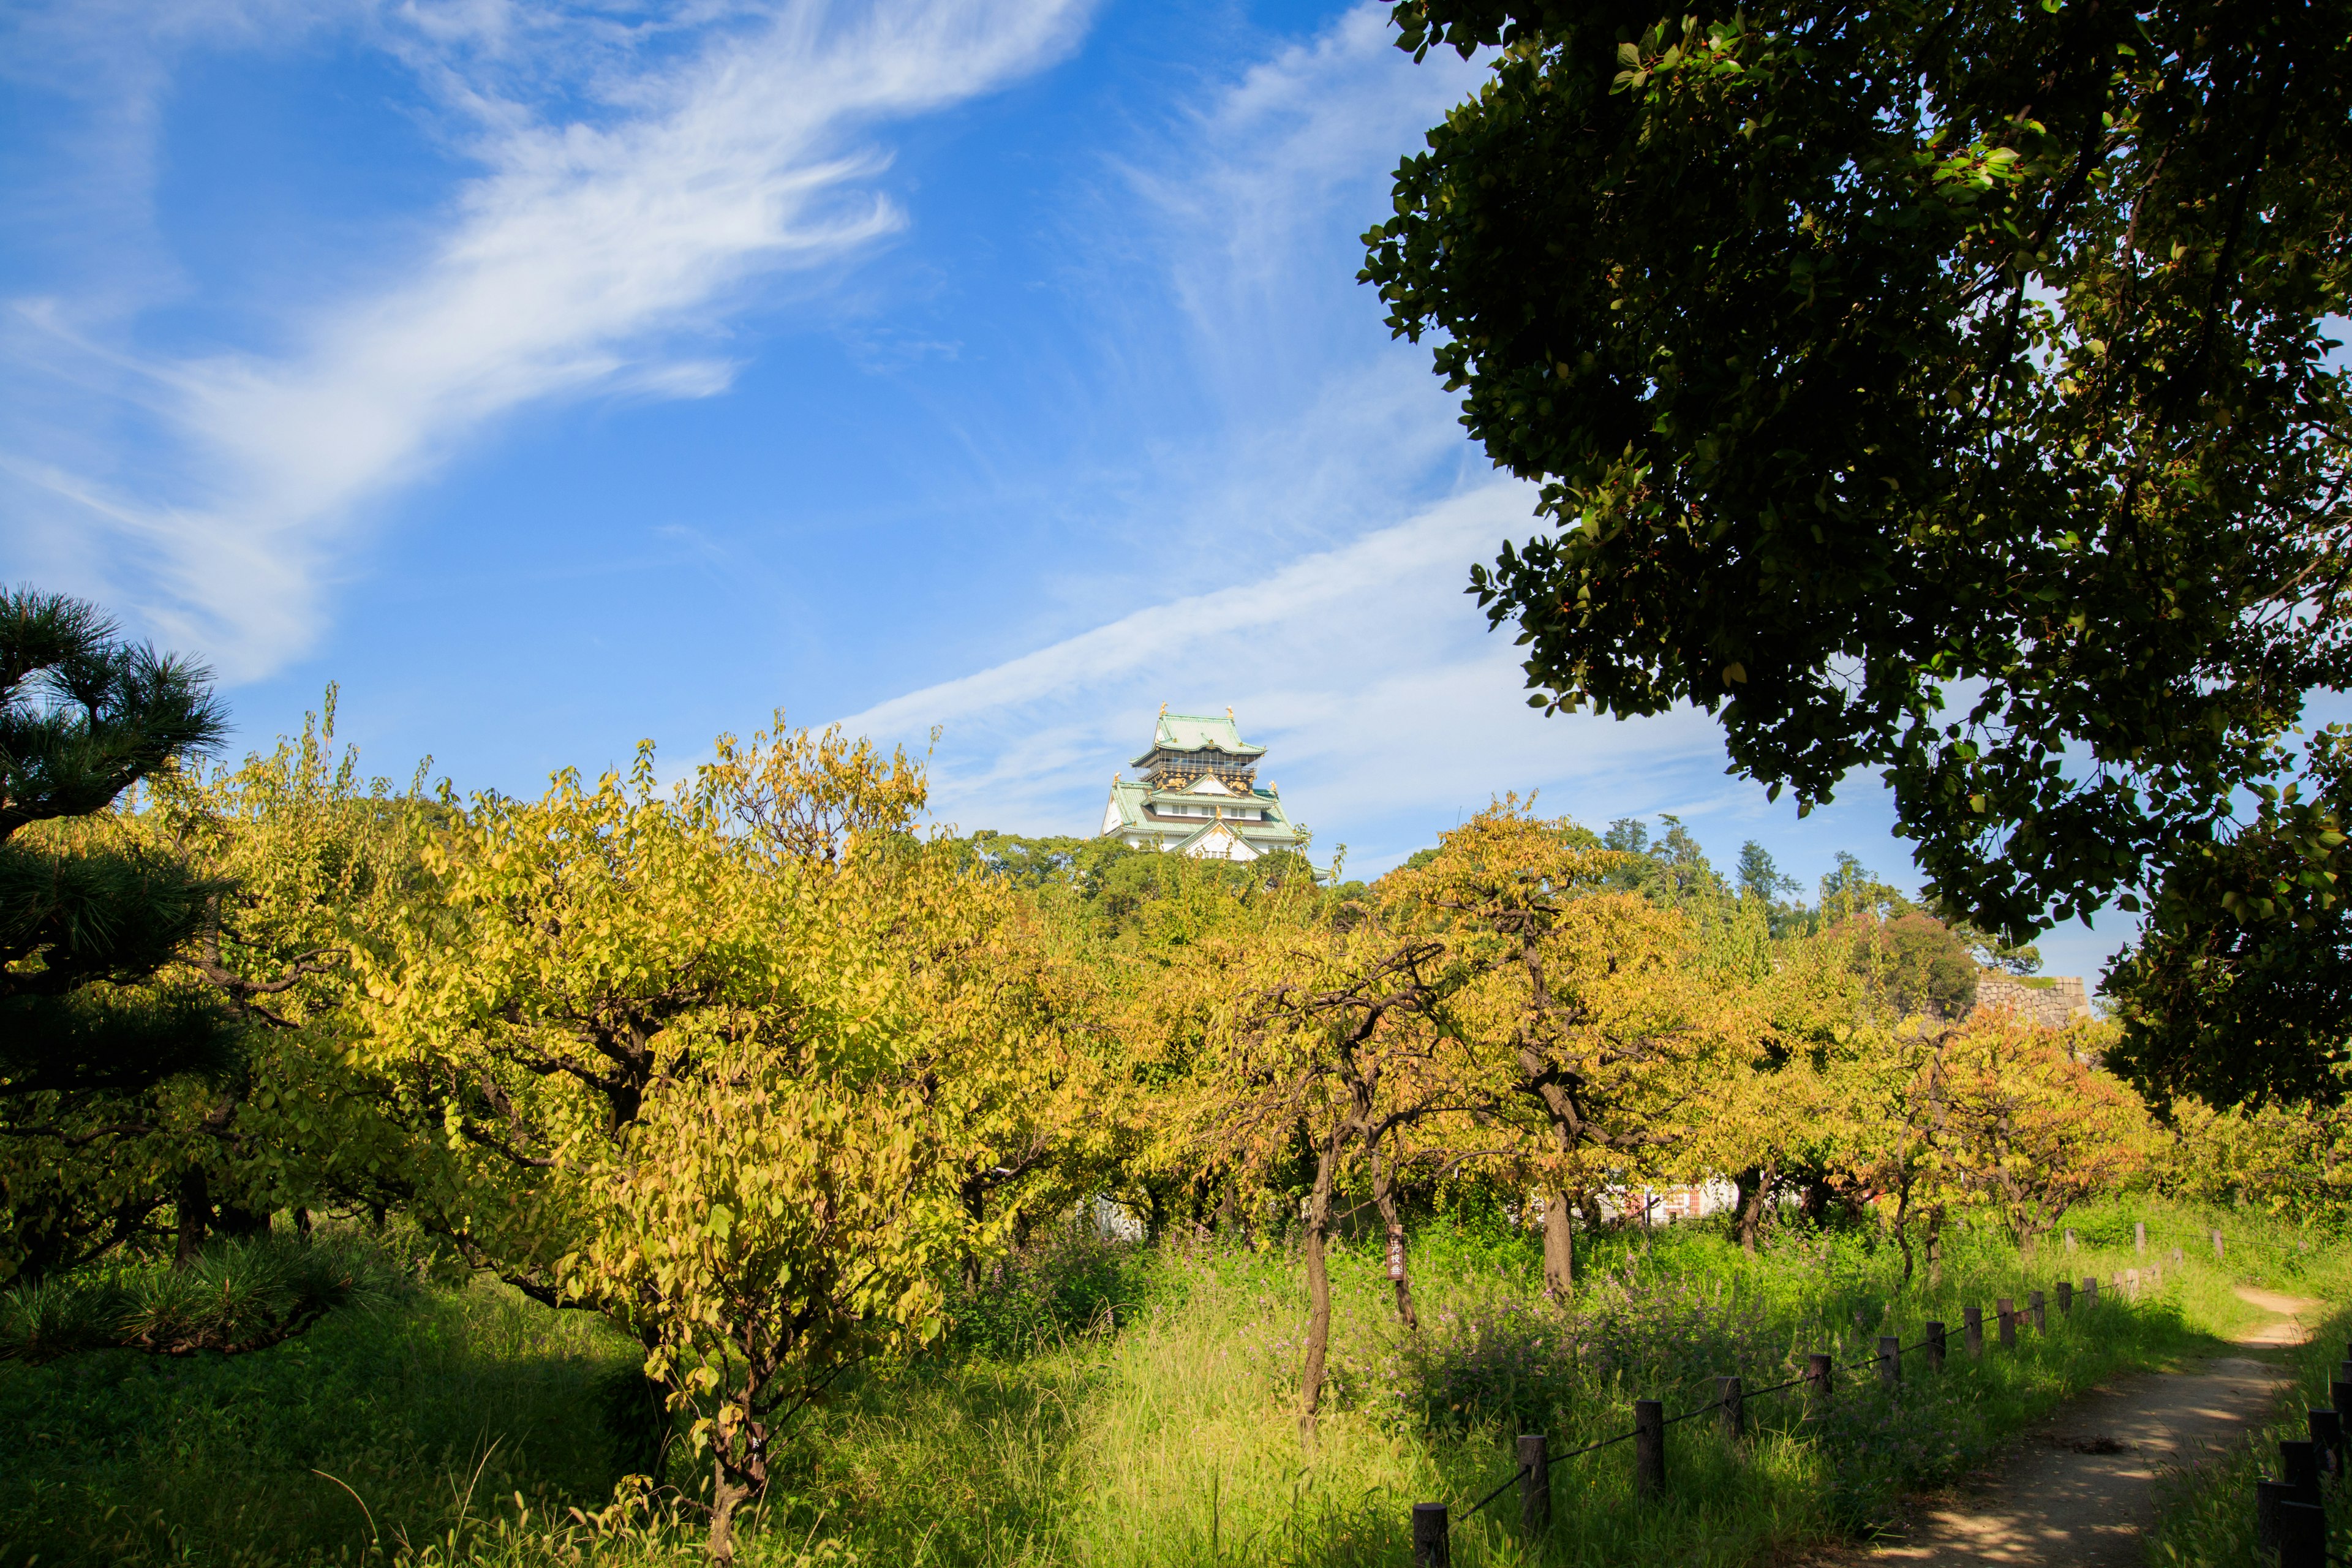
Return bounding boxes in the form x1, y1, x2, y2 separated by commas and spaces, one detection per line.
1, 0, 1092, 677
826, 7, 1879, 891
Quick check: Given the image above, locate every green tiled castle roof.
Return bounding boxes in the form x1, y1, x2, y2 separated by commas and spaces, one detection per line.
1129, 709, 1265, 767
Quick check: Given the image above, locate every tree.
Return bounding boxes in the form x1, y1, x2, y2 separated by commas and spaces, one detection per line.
1165, 876, 1451, 1445
356, 720, 1080, 1562
1735, 840, 1798, 905
2105, 726, 2352, 1109
1366, 0, 2352, 941
3, 690, 439, 1288
2149, 1095, 2352, 1218
1, 588, 233, 1104
1, 589, 233, 1278
1847, 910, 1980, 1024
1384, 800, 1743, 1295
1938, 1012, 2147, 1248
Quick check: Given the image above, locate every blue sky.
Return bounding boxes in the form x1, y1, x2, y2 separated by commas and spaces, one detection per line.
1, 0, 2141, 982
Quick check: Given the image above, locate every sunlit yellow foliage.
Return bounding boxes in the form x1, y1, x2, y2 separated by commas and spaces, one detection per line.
1382, 799, 1752, 1291
354, 715, 1090, 1561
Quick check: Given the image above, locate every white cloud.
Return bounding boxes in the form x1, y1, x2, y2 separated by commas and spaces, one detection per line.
826, 9, 1684, 861
824, 7, 1910, 904
840, 478, 1726, 865
2, 0, 1092, 677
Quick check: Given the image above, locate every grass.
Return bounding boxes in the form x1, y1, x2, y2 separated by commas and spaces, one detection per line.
2144, 1297, 2352, 1565
0, 1199, 2342, 1568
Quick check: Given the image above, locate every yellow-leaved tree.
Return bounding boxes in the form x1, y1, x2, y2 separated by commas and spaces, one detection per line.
1, 690, 429, 1283
1382, 800, 1749, 1296
1156, 870, 1451, 1446
1938, 1011, 2150, 1251
356, 718, 1088, 1561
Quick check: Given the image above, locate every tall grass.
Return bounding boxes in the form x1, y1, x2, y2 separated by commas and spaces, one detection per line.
1, 1199, 2341, 1568
2144, 1302, 2352, 1566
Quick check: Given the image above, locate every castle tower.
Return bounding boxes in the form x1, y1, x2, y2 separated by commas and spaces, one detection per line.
1098, 707, 1306, 861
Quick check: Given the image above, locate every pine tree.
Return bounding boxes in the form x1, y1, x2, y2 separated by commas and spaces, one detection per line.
1, 588, 233, 1274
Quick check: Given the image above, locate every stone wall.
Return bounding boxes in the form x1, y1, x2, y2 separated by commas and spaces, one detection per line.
1972, 971, 2092, 1028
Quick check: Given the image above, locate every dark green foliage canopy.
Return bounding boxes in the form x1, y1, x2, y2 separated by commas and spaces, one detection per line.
1366, 0, 2352, 941
0, 589, 233, 1102
2105, 727, 2352, 1109
2, 589, 228, 842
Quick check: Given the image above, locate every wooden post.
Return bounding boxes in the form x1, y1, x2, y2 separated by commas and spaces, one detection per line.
2281, 1439, 2321, 1507
2307, 1409, 2342, 1476
1716, 1376, 1744, 1440
1878, 1335, 1899, 1389
2084, 1277, 2098, 1307
2212, 1228, 2225, 1261
1517, 1434, 1550, 1538
1412, 1503, 1450, 1567
1634, 1400, 1665, 1497
2064, 1227, 2077, 1253
2057, 1280, 2073, 1314
1997, 1298, 2017, 1349
2256, 1479, 2292, 1552
2134, 1220, 2147, 1256
2126, 1268, 2140, 1300
1962, 1306, 1984, 1358
1924, 1321, 1946, 1374
2278, 1500, 2327, 1568
2331, 1379, 2352, 1433
1807, 1353, 1834, 1406
2029, 1289, 2046, 1332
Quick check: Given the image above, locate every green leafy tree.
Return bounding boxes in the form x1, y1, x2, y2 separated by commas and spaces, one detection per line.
1735, 840, 1798, 904
3, 689, 435, 1284
1365, 0, 2352, 941
2105, 726, 2352, 1108
1857, 910, 1981, 1024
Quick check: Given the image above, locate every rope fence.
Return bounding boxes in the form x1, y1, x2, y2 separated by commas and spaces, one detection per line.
1404, 1271, 2148, 1567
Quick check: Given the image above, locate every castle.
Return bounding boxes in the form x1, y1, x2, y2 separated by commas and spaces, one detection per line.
1098, 707, 1307, 861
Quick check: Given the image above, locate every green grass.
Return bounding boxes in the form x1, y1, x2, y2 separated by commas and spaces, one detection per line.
0, 1271, 633, 1567
1, 1200, 2342, 1568
2144, 1301, 2352, 1566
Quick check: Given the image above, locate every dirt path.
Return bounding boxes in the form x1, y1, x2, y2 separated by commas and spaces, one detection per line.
1853, 1287, 2322, 1566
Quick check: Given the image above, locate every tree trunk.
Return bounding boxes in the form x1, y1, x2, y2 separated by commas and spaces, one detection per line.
960, 1175, 987, 1291
173, 1165, 211, 1268
1736, 1163, 1775, 1253
706, 1472, 747, 1564
1542, 1186, 1576, 1297
1371, 1159, 1417, 1330
1297, 1140, 1339, 1449
1891, 1167, 1915, 1287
